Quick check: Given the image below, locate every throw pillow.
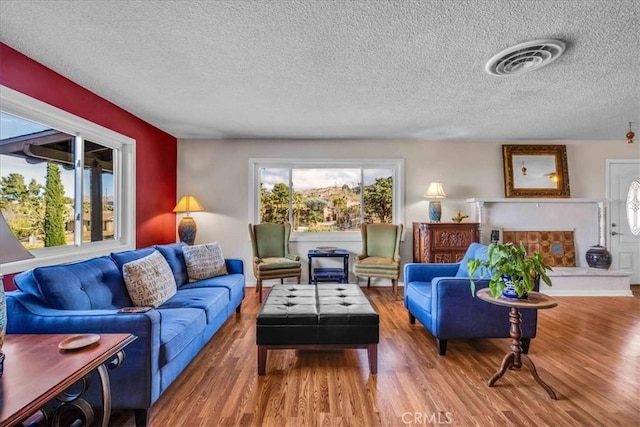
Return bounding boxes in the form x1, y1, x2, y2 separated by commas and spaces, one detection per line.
183, 242, 228, 282
122, 250, 177, 307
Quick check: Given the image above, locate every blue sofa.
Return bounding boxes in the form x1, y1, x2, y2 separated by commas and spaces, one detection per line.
6, 243, 245, 426
404, 243, 537, 356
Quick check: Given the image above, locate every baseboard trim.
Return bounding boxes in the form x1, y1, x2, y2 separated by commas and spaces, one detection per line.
543, 289, 634, 297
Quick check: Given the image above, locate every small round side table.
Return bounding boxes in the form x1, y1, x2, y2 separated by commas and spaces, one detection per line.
476, 288, 559, 400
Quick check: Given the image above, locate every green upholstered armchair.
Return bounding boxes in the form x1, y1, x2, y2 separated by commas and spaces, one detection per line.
354, 223, 403, 299
248, 223, 302, 302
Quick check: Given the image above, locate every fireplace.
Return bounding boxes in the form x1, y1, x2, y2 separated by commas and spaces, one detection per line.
465, 198, 631, 296
467, 198, 605, 268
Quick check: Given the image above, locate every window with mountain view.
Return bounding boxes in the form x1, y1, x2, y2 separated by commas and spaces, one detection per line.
252, 159, 403, 237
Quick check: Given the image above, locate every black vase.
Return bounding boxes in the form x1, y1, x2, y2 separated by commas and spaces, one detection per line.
585, 245, 612, 269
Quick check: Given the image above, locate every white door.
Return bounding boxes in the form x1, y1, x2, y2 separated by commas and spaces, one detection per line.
607, 160, 640, 284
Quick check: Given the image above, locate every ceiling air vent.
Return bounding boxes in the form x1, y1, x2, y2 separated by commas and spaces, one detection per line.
485, 39, 566, 76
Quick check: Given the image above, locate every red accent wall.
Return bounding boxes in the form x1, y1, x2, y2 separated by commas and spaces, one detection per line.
1, 43, 178, 289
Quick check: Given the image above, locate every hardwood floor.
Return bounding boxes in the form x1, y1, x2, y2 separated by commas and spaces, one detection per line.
112, 285, 640, 426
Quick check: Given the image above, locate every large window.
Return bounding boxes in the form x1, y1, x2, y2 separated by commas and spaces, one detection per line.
250, 158, 403, 241
0, 85, 135, 273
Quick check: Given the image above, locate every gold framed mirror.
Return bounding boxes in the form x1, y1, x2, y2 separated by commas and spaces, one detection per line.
502, 145, 570, 198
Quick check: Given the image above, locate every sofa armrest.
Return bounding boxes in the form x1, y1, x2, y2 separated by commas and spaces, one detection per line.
6, 291, 162, 409
404, 263, 460, 284
225, 258, 244, 274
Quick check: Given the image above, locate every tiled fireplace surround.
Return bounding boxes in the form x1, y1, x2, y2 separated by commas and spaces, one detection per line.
467, 198, 632, 296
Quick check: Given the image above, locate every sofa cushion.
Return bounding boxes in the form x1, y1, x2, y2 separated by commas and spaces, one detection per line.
31, 256, 123, 310
156, 307, 207, 366
155, 243, 189, 287
160, 287, 229, 324
456, 243, 490, 278
122, 251, 177, 307
181, 273, 245, 308
183, 242, 228, 281
355, 256, 399, 270
405, 281, 433, 314
255, 257, 301, 271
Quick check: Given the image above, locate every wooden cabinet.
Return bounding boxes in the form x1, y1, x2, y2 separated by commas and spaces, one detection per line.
412, 222, 479, 263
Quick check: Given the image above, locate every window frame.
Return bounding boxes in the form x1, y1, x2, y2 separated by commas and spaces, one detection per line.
249, 157, 404, 242
0, 85, 136, 274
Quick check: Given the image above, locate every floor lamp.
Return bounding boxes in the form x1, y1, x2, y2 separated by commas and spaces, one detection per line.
1, 212, 35, 377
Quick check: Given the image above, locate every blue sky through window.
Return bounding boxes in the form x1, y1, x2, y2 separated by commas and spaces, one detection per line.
260, 167, 392, 192
0, 111, 50, 138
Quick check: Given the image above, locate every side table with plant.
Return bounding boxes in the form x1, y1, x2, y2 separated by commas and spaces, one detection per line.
467, 242, 553, 299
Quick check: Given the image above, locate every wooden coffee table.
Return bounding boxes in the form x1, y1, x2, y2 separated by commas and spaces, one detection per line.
0, 333, 136, 427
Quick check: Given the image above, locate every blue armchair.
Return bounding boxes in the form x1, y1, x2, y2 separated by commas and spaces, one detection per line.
404, 243, 538, 355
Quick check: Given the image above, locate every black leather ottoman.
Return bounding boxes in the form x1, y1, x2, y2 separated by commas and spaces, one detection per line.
256, 284, 379, 374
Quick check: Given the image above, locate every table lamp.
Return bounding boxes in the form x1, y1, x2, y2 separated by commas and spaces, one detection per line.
1, 212, 35, 378
423, 182, 447, 223
173, 195, 204, 245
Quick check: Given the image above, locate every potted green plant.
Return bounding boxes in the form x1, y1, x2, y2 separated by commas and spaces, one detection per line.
467, 242, 553, 298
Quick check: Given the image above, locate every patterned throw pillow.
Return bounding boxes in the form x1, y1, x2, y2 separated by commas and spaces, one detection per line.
183, 242, 228, 282
122, 250, 177, 307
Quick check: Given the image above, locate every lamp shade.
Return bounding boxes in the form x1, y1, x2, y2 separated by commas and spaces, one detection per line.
1, 213, 35, 265
423, 182, 447, 199
173, 196, 204, 215
1, 212, 35, 378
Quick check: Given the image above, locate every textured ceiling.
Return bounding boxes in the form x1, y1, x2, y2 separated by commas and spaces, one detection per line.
0, 0, 638, 141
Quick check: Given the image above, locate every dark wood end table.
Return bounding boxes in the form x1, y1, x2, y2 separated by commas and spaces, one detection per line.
476, 289, 558, 400
0, 333, 136, 427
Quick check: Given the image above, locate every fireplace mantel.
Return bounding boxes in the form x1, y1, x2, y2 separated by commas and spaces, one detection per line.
466, 197, 608, 248
465, 198, 606, 204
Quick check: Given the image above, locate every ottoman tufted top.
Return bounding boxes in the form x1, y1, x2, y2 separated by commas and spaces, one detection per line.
317, 285, 379, 325
257, 284, 378, 326
256, 285, 318, 325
